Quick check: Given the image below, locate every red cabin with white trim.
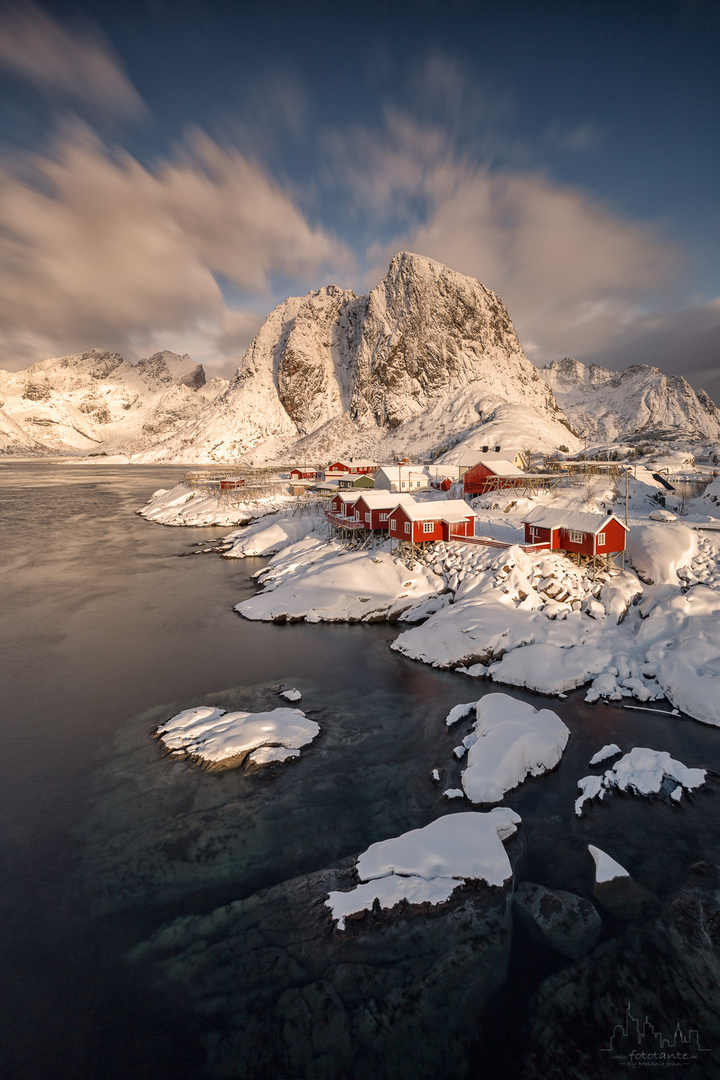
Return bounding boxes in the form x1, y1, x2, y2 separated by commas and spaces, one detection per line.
387, 500, 477, 543
290, 468, 318, 480
522, 508, 628, 555
326, 459, 379, 475
463, 458, 525, 496
353, 492, 414, 530
329, 492, 358, 517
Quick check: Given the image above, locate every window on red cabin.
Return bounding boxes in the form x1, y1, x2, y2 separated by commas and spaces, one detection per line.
423, 522, 433, 533
404, 522, 411, 534
390, 519, 396, 531
379, 512, 388, 521
597, 532, 605, 546
568, 530, 583, 543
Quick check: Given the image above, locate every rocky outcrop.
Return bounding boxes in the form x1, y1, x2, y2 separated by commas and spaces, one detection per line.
522, 862, 720, 1080
513, 882, 602, 959
542, 357, 720, 445
129, 856, 518, 1080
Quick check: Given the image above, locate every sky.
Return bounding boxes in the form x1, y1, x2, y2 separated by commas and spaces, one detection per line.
0, 0, 718, 398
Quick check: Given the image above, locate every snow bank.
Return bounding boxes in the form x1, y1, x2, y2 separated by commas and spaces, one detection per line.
235, 543, 443, 623
459, 693, 569, 804
489, 642, 612, 694
575, 747, 706, 814
139, 483, 289, 527
156, 705, 319, 769
223, 512, 321, 557
627, 523, 698, 585
637, 585, 720, 725
326, 809, 522, 929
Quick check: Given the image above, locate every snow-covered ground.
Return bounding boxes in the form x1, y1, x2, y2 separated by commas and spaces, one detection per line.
326, 808, 521, 929
235, 540, 444, 623
155, 705, 319, 769
142, 468, 720, 728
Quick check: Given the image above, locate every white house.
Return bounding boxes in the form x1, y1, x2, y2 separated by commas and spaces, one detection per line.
373, 465, 431, 492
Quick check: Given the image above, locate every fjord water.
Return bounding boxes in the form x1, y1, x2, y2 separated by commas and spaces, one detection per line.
2, 463, 720, 1080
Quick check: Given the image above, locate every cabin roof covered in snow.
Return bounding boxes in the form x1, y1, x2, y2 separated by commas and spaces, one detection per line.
523, 506, 629, 533
375, 465, 430, 481
392, 499, 477, 522
460, 455, 525, 476
354, 492, 417, 508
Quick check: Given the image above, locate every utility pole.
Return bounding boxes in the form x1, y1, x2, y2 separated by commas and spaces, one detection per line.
625, 469, 629, 526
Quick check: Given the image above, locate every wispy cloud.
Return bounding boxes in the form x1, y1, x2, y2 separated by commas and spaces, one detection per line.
0, 125, 349, 372
0, 1, 146, 118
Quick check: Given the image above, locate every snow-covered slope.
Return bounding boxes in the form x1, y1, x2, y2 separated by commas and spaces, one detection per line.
542, 357, 720, 446
137, 253, 578, 464
0, 349, 226, 456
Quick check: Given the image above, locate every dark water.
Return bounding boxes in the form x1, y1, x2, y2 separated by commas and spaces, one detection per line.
2, 462, 720, 1079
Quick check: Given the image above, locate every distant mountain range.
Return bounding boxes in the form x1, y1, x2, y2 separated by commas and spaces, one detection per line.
0, 349, 226, 456
541, 356, 720, 446
2, 254, 718, 462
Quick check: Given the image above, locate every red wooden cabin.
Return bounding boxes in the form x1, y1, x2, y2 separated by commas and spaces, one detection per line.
388, 500, 477, 544
329, 492, 358, 517
326, 459, 378, 475
463, 458, 525, 496
522, 508, 628, 555
219, 478, 245, 490
290, 468, 318, 480
352, 493, 414, 530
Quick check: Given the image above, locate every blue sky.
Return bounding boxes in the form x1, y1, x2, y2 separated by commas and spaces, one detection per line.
0, 0, 718, 396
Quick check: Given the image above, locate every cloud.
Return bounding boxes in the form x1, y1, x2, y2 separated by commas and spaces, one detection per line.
584, 297, 720, 403
0, 126, 349, 370
0, 2, 146, 118
333, 110, 678, 364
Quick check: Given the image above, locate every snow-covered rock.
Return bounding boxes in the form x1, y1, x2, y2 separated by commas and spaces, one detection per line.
575, 747, 706, 814
326, 809, 521, 929
235, 542, 443, 624
459, 693, 570, 804
489, 642, 613, 694
155, 705, 319, 769
139, 482, 291, 527
588, 845, 630, 884
589, 744, 622, 765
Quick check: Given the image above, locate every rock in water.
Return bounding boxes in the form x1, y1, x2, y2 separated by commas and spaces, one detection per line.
513, 882, 602, 959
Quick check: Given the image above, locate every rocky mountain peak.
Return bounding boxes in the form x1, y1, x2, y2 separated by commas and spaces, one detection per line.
138, 253, 571, 462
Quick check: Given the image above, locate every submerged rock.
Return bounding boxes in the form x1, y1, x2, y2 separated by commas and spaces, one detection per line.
513, 882, 602, 959
130, 843, 521, 1079
521, 864, 720, 1079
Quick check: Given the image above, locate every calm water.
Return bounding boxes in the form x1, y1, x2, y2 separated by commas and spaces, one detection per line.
2, 462, 720, 1079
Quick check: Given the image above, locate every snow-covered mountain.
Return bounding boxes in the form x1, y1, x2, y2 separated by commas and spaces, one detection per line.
0, 349, 226, 456
542, 357, 720, 446
137, 252, 580, 463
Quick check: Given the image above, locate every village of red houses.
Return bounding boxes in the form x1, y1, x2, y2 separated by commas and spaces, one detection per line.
310, 453, 630, 567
